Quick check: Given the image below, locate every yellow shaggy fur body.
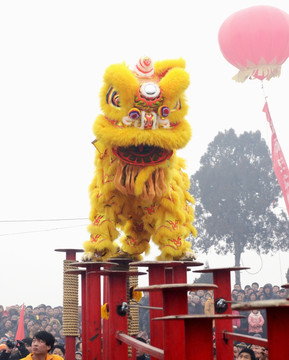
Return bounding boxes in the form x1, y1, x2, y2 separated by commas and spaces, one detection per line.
83, 58, 197, 261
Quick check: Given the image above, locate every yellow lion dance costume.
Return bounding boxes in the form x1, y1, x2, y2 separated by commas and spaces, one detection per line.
83, 57, 197, 261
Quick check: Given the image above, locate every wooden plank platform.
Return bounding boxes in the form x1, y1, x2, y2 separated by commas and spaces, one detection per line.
135, 283, 218, 292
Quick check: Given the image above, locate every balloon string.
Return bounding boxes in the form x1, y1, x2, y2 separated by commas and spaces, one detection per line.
261, 80, 268, 102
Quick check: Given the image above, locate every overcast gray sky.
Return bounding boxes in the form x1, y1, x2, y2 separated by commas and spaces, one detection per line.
1, 0, 289, 307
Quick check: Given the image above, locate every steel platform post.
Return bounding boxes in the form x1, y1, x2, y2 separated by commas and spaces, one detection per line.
194, 266, 249, 360
55, 248, 83, 360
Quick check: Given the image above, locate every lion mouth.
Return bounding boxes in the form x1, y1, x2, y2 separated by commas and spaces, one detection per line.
112, 145, 173, 166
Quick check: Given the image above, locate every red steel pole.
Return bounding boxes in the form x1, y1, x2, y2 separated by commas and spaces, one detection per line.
165, 262, 203, 360
233, 300, 289, 359
102, 269, 110, 360
136, 283, 217, 360
148, 263, 165, 360
185, 316, 215, 360
163, 287, 187, 360
106, 270, 129, 360
55, 248, 83, 360
86, 268, 102, 360
165, 267, 173, 284
194, 266, 249, 360
130, 261, 168, 360
172, 261, 203, 284
260, 306, 289, 358
73, 262, 105, 360
80, 269, 87, 360
131, 259, 203, 358
154, 314, 240, 360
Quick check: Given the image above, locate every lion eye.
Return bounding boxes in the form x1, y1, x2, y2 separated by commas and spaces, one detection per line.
172, 99, 181, 111
106, 87, 120, 108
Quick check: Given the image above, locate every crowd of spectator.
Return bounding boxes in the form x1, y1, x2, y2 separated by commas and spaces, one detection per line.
0, 281, 287, 359
138, 281, 287, 359
0, 304, 82, 359
184, 281, 288, 339
230, 281, 287, 339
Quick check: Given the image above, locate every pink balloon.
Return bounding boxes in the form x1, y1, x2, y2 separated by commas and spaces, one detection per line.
218, 6, 289, 82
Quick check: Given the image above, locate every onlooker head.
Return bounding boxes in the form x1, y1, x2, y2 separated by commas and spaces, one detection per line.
75, 351, 82, 360
22, 337, 33, 353
234, 345, 239, 359
32, 331, 55, 354
45, 325, 53, 333
75, 341, 82, 353
196, 290, 204, 298
244, 285, 251, 294
192, 295, 200, 304
279, 288, 288, 299
263, 283, 273, 298
238, 347, 256, 360
237, 294, 244, 302
52, 343, 65, 358
234, 284, 241, 291
251, 344, 264, 359
251, 282, 259, 290
248, 292, 258, 302
272, 285, 281, 299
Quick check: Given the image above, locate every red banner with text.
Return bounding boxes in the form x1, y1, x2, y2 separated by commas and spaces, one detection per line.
263, 101, 289, 216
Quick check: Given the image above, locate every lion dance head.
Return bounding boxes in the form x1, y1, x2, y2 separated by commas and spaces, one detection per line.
83, 57, 197, 261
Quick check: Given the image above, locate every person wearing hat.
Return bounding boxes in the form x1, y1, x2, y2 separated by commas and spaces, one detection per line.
279, 288, 288, 299
0, 344, 10, 360
237, 347, 256, 360
236, 342, 247, 351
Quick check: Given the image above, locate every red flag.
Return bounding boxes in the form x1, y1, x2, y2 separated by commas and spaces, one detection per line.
263, 101, 289, 215
15, 304, 25, 341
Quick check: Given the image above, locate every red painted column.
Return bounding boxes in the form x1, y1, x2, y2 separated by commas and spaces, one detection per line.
147, 263, 166, 360
172, 261, 203, 284
212, 269, 233, 360
159, 314, 238, 360
102, 272, 109, 360
55, 248, 83, 360
165, 267, 173, 284
166, 262, 202, 359
173, 266, 187, 283
265, 306, 289, 358
73, 261, 115, 360
107, 271, 128, 360
132, 261, 203, 360
130, 261, 168, 360
185, 317, 214, 360
233, 300, 289, 359
137, 283, 217, 360
86, 267, 102, 360
162, 287, 188, 360
194, 267, 248, 360
80, 270, 87, 360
